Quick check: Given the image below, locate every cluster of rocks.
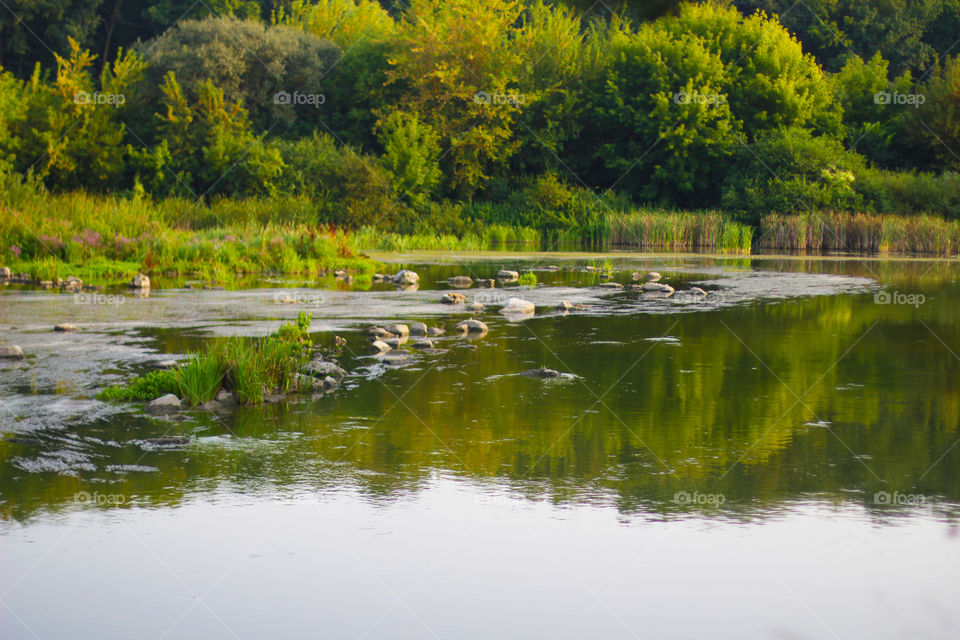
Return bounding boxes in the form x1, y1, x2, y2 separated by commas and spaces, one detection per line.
0, 267, 97, 292
623, 271, 708, 299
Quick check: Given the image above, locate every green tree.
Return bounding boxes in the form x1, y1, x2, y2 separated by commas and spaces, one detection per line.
377, 111, 442, 209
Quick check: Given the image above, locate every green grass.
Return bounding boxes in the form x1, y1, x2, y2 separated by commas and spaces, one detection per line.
605, 210, 753, 254
518, 272, 537, 286
0, 175, 374, 285
99, 312, 315, 406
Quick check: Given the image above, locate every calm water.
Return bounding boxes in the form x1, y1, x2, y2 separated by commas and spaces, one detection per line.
1, 253, 959, 638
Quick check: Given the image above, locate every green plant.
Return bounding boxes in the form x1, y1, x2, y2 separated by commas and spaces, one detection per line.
518, 272, 537, 286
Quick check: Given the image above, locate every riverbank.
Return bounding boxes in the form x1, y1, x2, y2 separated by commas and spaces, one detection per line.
3, 180, 958, 287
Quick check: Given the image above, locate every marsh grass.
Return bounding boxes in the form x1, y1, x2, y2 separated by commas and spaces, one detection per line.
1, 175, 372, 283
99, 313, 315, 406
758, 212, 960, 255
605, 210, 753, 253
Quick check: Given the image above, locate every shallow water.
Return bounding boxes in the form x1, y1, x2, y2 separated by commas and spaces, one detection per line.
1, 253, 959, 638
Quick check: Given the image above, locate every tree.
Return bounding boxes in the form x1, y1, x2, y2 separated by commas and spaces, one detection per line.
377, 111, 442, 208
136, 16, 340, 137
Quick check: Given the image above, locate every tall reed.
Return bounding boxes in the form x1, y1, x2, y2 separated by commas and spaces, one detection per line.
758, 212, 960, 255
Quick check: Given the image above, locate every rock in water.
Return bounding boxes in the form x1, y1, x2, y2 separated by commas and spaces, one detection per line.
475, 279, 495, 288
384, 323, 409, 337
448, 275, 473, 288
411, 339, 435, 349
597, 282, 623, 289
129, 273, 151, 289
496, 269, 519, 282
522, 368, 562, 378
466, 302, 485, 312
641, 282, 674, 294
215, 389, 237, 406
322, 376, 339, 392
501, 298, 535, 315
644, 272, 662, 282
370, 340, 392, 354
146, 394, 181, 414
689, 287, 707, 296
455, 318, 489, 333
0, 345, 25, 359
54, 323, 79, 332
440, 292, 466, 304
0, 267, 10, 279
426, 326, 445, 337
410, 322, 428, 336
392, 269, 419, 285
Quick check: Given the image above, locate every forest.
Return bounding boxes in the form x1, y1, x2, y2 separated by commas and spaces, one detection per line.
1, 0, 960, 264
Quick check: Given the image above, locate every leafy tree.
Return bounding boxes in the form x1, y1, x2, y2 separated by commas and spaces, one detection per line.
899, 56, 960, 172
722, 127, 867, 224
136, 16, 339, 136
387, 0, 527, 197
377, 111, 442, 208
130, 72, 284, 198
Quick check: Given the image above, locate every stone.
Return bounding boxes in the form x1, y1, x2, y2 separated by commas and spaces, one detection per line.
597, 282, 623, 289
475, 279, 495, 288
384, 323, 409, 337
334, 269, 348, 279
448, 275, 473, 288
466, 302, 485, 312
370, 339, 392, 354
322, 376, 339, 392
641, 282, 674, 294
455, 318, 489, 333
372, 273, 388, 282
496, 269, 519, 282
426, 326, 445, 337
522, 368, 562, 378
144, 436, 189, 446
307, 358, 347, 379
0, 267, 10, 279
410, 322, 428, 337
157, 360, 179, 369
441, 292, 466, 304
54, 323, 79, 332
0, 345, 25, 360
383, 337, 405, 349
39, 280, 53, 289
556, 301, 584, 312
215, 389, 237, 406
645, 272, 662, 282
411, 339, 435, 349
129, 273, 151, 289
334, 336, 347, 348
688, 287, 708, 296
500, 298, 535, 315
200, 400, 222, 411
392, 269, 419, 285
146, 394, 181, 414
368, 327, 391, 339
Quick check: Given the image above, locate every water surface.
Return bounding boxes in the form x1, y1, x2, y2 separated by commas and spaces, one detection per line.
1, 253, 958, 638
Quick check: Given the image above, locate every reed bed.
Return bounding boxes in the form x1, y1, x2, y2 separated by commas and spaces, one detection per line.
354, 225, 541, 252
605, 211, 754, 254
758, 212, 960, 255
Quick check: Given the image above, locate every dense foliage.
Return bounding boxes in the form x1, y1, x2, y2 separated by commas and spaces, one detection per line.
1, 0, 959, 248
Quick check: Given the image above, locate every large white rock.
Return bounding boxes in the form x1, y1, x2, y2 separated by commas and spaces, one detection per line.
392, 269, 419, 285
0, 345, 25, 359
500, 298, 535, 315
147, 393, 181, 413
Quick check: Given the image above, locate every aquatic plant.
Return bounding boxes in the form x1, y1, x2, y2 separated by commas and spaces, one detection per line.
99, 313, 315, 406
518, 272, 537, 286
